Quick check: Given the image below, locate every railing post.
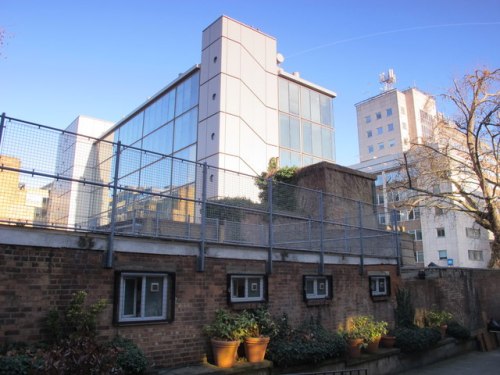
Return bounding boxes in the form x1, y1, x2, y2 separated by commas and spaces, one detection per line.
358, 201, 364, 275
392, 209, 402, 275
197, 162, 207, 272
318, 191, 324, 275
267, 177, 273, 274
105, 141, 121, 269
0, 113, 6, 145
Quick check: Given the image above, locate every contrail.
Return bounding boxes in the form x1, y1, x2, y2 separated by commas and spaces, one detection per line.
287, 22, 500, 58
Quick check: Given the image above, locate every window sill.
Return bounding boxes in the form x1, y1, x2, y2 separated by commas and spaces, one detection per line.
305, 298, 332, 307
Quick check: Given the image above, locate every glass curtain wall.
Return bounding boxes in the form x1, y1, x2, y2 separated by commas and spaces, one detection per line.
110, 71, 200, 222
278, 78, 335, 167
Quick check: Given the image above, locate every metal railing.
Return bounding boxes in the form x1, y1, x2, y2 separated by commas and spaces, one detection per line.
0, 113, 402, 272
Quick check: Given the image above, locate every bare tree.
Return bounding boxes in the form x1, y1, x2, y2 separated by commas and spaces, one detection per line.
398, 69, 499, 267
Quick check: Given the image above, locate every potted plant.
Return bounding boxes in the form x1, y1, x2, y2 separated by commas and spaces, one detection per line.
239, 307, 277, 363
203, 309, 245, 368
426, 309, 453, 339
380, 330, 396, 348
343, 316, 369, 358
364, 317, 388, 353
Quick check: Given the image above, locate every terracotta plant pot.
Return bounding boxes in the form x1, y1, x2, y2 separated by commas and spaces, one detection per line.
380, 335, 396, 348
365, 336, 381, 353
244, 336, 270, 363
347, 338, 364, 358
210, 338, 240, 368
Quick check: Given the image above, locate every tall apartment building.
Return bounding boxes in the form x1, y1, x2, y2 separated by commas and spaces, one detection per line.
352, 87, 491, 268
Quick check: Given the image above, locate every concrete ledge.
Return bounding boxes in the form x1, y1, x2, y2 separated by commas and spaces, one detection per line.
156, 360, 273, 375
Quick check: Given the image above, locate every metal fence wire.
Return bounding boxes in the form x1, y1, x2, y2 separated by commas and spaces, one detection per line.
0, 114, 401, 265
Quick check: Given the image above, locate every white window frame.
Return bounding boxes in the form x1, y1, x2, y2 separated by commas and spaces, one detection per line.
408, 229, 423, 241
438, 250, 448, 260
415, 251, 424, 263
229, 275, 265, 303
369, 275, 390, 297
304, 275, 332, 300
118, 272, 169, 323
408, 207, 420, 221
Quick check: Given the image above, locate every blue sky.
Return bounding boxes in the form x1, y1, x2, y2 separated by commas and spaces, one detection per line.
1, 0, 499, 166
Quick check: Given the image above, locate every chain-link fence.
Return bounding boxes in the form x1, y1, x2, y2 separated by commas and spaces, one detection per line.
0, 114, 401, 267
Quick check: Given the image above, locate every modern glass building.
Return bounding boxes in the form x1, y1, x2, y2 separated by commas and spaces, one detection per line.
98, 16, 336, 199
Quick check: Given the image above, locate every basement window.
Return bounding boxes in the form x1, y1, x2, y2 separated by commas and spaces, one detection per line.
303, 275, 333, 301
228, 275, 267, 303
369, 275, 391, 298
115, 271, 174, 324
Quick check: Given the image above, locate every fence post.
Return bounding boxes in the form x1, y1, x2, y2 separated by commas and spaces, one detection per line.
358, 201, 364, 275
197, 162, 207, 272
105, 141, 121, 269
319, 191, 324, 275
0, 113, 5, 146
267, 177, 273, 274
392, 209, 402, 275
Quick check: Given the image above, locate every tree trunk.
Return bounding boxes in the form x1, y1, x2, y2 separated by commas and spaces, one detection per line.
488, 234, 500, 269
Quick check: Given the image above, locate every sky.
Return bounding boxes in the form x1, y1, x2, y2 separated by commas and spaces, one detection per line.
1, 0, 499, 166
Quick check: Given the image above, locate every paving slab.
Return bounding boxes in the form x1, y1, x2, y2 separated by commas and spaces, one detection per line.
398, 348, 500, 375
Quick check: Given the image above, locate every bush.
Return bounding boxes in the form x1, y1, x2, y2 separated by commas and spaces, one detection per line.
0, 354, 32, 375
110, 337, 148, 375
267, 315, 345, 368
395, 288, 416, 328
393, 327, 441, 353
446, 321, 471, 340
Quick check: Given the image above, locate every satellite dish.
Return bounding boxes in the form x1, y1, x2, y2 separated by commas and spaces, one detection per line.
276, 53, 285, 65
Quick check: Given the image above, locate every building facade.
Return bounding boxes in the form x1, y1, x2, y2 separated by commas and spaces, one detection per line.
352, 87, 491, 268
98, 16, 336, 203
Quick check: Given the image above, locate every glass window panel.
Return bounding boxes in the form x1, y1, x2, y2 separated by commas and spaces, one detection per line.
317, 280, 327, 296
174, 108, 198, 152
302, 121, 312, 154
139, 157, 172, 191
311, 124, 322, 157
300, 88, 311, 120
289, 82, 300, 115
175, 73, 199, 116
278, 79, 289, 112
279, 114, 290, 148
172, 145, 196, 186
310, 91, 320, 123
289, 117, 300, 151
118, 146, 142, 187
279, 149, 291, 167
248, 277, 261, 298
302, 155, 313, 166
289, 151, 301, 167
320, 95, 332, 126
321, 127, 333, 160
232, 277, 246, 298
305, 279, 314, 294
123, 278, 138, 316
119, 113, 144, 146
142, 122, 174, 155
145, 276, 164, 317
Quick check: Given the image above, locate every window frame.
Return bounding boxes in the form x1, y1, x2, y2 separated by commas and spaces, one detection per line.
438, 250, 448, 260
228, 274, 267, 304
437, 227, 446, 237
468, 250, 484, 261
369, 275, 391, 299
114, 271, 175, 325
303, 275, 333, 301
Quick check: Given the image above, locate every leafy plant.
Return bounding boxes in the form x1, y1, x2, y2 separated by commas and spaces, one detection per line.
395, 288, 416, 328
45, 291, 107, 342
267, 316, 345, 368
110, 336, 148, 374
446, 321, 471, 340
239, 307, 278, 338
393, 327, 441, 353
0, 353, 32, 375
203, 309, 246, 341
425, 309, 453, 327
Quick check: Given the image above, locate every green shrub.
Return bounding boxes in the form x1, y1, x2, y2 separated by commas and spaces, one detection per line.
395, 288, 416, 328
393, 327, 441, 353
110, 336, 148, 375
446, 321, 471, 340
0, 354, 32, 375
425, 309, 453, 327
267, 316, 345, 368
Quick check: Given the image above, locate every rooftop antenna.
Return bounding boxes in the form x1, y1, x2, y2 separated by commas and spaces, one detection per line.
379, 69, 396, 91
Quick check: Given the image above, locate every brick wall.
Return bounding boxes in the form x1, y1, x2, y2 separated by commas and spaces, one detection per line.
1, 242, 399, 368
